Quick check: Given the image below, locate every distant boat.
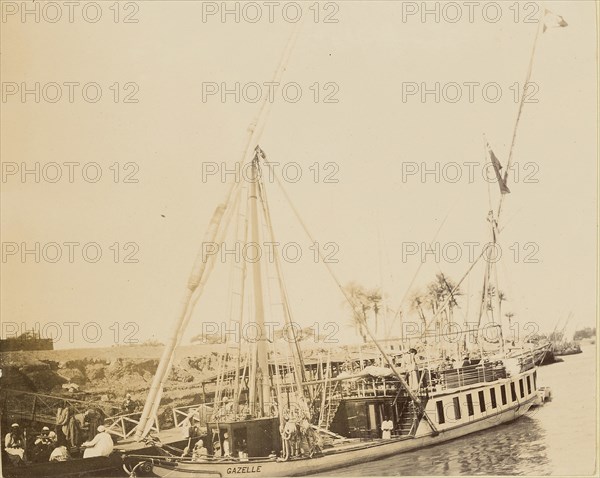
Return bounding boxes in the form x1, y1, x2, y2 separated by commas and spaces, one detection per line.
554, 343, 583, 356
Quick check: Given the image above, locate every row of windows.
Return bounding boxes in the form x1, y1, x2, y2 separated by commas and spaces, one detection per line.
436, 374, 534, 424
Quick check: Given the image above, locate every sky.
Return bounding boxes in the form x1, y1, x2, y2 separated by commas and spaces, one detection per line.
1, 1, 597, 349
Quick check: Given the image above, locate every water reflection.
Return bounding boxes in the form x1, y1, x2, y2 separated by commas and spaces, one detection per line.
325, 417, 550, 476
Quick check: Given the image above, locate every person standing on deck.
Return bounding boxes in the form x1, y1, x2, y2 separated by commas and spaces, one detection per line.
122, 394, 138, 434
83, 408, 103, 441
406, 349, 419, 390
81, 426, 114, 458
462, 355, 471, 368
122, 393, 137, 414
381, 418, 394, 439
223, 433, 231, 457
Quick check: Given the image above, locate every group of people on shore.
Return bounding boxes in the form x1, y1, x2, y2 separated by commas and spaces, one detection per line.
3, 421, 115, 466
1, 390, 135, 467
4, 423, 68, 465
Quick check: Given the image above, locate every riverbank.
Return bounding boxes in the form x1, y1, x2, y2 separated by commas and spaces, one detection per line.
0, 343, 230, 427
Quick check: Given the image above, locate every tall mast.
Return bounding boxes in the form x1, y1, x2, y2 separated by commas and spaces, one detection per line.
134, 198, 232, 440
248, 156, 272, 417
133, 23, 303, 440
497, 17, 544, 220
482, 15, 547, 347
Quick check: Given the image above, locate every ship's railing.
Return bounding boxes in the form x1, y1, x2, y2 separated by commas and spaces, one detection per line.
427, 362, 506, 392
172, 403, 213, 428
0, 388, 119, 427
341, 377, 401, 398
519, 357, 536, 372
104, 411, 157, 439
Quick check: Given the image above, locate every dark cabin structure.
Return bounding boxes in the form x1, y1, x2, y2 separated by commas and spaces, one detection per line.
207, 417, 281, 458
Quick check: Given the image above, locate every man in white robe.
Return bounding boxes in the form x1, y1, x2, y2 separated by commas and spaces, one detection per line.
4, 423, 25, 463
81, 426, 114, 458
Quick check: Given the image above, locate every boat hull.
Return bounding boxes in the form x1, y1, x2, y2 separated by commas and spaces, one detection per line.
2, 452, 123, 478
133, 394, 537, 477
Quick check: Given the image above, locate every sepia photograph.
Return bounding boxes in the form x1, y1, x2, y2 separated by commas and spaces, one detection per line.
1, 1, 598, 477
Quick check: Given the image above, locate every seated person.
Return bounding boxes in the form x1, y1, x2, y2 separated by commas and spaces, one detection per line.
4, 423, 25, 465
31, 426, 54, 463
192, 439, 208, 461
34, 427, 51, 445
81, 426, 114, 458
49, 445, 71, 462
212, 440, 222, 457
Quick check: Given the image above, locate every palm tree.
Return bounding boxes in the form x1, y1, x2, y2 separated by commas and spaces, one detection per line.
343, 282, 369, 343
497, 291, 506, 321
366, 290, 382, 333
410, 290, 427, 327
343, 282, 383, 341
426, 273, 461, 325
406, 274, 462, 342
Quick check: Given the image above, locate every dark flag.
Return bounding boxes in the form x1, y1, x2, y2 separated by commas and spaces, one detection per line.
543, 9, 568, 33
486, 142, 511, 194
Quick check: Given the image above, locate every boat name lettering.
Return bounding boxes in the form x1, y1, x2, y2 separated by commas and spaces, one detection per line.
227, 465, 263, 474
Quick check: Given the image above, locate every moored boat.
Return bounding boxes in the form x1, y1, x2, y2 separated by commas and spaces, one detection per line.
1, 452, 123, 478
120, 8, 569, 477
125, 358, 539, 477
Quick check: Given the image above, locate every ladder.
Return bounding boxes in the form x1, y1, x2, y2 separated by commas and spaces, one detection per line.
318, 380, 343, 430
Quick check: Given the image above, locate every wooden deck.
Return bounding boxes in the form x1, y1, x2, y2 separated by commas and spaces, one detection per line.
115, 427, 189, 452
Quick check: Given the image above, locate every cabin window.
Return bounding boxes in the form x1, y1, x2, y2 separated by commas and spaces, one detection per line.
490, 388, 497, 409
500, 385, 507, 405
526, 376, 532, 395
533, 371, 537, 390
519, 379, 525, 398
510, 382, 517, 402
478, 390, 486, 413
453, 397, 461, 420
436, 400, 445, 424
466, 394, 474, 416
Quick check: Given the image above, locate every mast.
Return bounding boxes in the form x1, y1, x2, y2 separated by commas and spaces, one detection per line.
497, 18, 544, 219
133, 22, 303, 440
134, 199, 231, 440
248, 156, 272, 417
481, 12, 553, 350
259, 154, 307, 387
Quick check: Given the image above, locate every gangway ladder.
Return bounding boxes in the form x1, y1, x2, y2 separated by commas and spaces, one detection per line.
396, 398, 418, 436
318, 353, 343, 431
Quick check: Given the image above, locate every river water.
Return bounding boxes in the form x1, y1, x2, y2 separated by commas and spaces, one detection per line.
325, 344, 597, 476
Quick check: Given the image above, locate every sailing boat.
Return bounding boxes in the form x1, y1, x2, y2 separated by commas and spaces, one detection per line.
122, 143, 540, 477
551, 313, 583, 356
122, 9, 566, 478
